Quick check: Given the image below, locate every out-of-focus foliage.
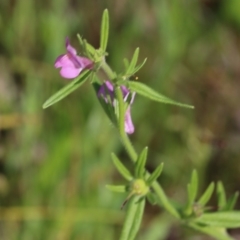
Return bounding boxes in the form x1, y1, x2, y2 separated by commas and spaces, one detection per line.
0, 0, 240, 239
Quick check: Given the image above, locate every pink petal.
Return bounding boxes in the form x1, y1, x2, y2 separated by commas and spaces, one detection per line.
130, 92, 136, 104
76, 56, 93, 69
98, 81, 114, 103
59, 67, 82, 79
105, 81, 114, 92
121, 85, 129, 98
55, 54, 76, 68
66, 38, 77, 55
125, 107, 134, 134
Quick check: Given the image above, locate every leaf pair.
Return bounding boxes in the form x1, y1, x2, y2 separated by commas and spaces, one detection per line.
184, 170, 215, 216
123, 48, 147, 78
106, 147, 163, 202
217, 181, 239, 211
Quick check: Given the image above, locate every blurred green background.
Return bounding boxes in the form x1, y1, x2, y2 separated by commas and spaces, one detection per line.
0, 0, 240, 239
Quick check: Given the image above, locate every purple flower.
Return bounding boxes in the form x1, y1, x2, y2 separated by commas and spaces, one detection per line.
54, 38, 93, 79
98, 81, 135, 134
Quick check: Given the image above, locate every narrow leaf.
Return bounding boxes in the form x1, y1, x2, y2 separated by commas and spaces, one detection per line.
185, 184, 194, 216
146, 192, 157, 205
198, 182, 215, 207
77, 34, 84, 47
100, 9, 109, 52
106, 185, 127, 193
127, 58, 147, 76
77, 35, 96, 58
123, 81, 194, 109
126, 48, 139, 74
217, 181, 227, 210
119, 196, 140, 240
134, 147, 148, 178
84, 40, 96, 58
151, 180, 180, 218
189, 222, 233, 240
225, 191, 239, 211
111, 153, 133, 181
92, 82, 118, 127
189, 170, 198, 203
128, 198, 145, 240
43, 70, 91, 109
195, 211, 240, 228
123, 58, 129, 71
185, 170, 198, 216
146, 163, 164, 186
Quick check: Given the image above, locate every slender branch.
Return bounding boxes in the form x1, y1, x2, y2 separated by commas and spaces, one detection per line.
115, 87, 138, 161
101, 60, 116, 80
100, 61, 180, 220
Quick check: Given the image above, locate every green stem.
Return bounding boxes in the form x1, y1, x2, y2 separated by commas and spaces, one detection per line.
115, 87, 138, 161
115, 80, 180, 219
119, 196, 140, 240
101, 60, 116, 80
100, 61, 180, 220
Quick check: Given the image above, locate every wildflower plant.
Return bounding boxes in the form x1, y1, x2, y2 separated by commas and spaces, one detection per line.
43, 10, 240, 240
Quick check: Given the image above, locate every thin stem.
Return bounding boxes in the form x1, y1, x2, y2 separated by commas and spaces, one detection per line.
115, 83, 180, 219
120, 133, 138, 162
115, 87, 138, 161
101, 60, 116, 80
100, 61, 180, 220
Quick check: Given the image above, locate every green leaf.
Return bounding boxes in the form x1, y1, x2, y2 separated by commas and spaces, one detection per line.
119, 196, 140, 240
43, 70, 91, 109
146, 163, 164, 186
189, 170, 198, 203
185, 170, 198, 215
198, 182, 215, 207
126, 48, 139, 74
127, 58, 147, 76
195, 211, 240, 228
100, 9, 109, 52
128, 198, 145, 240
111, 153, 133, 181
123, 58, 129, 71
122, 81, 194, 109
146, 192, 157, 205
77, 34, 84, 47
106, 185, 127, 193
151, 180, 180, 219
189, 222, 233, 240
77, 35, 96, 58
225, 191, 239, 211
134, 147, 148, 178
83, 40, 96, 58
217, 181, 227, 210
92, 82, 118, 127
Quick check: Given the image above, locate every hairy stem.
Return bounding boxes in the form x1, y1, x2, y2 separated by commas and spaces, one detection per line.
101, 60, 116, 80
